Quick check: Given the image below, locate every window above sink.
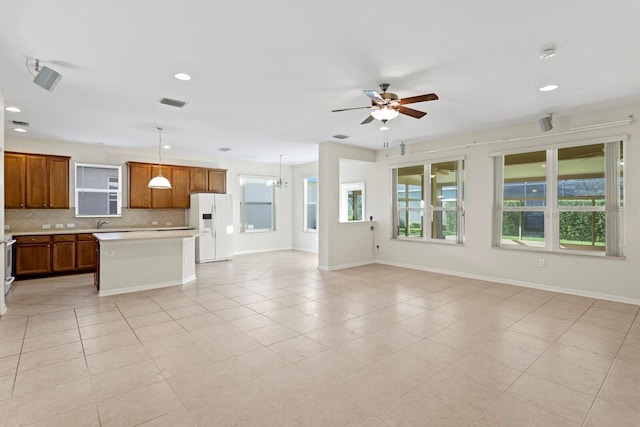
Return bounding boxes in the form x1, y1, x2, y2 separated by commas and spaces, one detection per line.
75, 163, 122, 217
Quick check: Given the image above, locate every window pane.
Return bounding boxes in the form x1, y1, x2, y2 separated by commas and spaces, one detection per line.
348, 190, 363, 221
431, 161, 456, 208
397, 166, 423, 206
242, 176, 274, 232
558, 143, 605, 209
244, 204, 272, 230
501, 211, 545, 247
304, 177, 318, 231
559, 211, 605, 251
504, 151, 546, 207
432, 210, 457, 240
397, 210, 422, 237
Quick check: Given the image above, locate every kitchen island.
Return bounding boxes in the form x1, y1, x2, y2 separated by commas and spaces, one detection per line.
93, 230, 197, 296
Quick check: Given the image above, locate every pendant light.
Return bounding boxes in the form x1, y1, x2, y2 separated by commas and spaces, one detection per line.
148, 127, 172, 189
271, 154, 288, 188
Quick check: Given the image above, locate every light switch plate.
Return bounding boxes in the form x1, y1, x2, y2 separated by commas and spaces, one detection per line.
152, 221, 158, 225
4, 225, 9, 230
55, 224, 64, 229
67, 223, 75, 228
42, 224, 51, 229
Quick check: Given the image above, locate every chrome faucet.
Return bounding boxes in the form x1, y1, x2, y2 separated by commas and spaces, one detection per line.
97, 220, 109, 229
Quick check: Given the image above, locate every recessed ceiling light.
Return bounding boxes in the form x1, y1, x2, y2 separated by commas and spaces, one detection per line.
332, 134, 349, 140
162, 145, 172, 150
174, 73, 191, 81
540, 48, 557, 59
14, 128, 27, 133
539, 84, 559, 92
218, 147, 232, 152
5, 106, 21, 113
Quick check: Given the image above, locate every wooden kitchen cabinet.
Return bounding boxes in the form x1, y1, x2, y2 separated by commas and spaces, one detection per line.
4, 152, 26, 208
75, 234, 96, 270
171, 166, 191, 208
15, 233, 98, 278
15, 236, 52, 276
150, 165, 173, 208
128, 161, 227, 209
4, 152, 69, 209
52, 235, 76, 272
208, 169, 227, 193
189, 168, 208, 192
128, 162, 152, 208
47, 157, 69, 209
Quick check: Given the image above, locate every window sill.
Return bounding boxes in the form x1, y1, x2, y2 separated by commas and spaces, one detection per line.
495, 244, 625, 259
393, 237, 462, 245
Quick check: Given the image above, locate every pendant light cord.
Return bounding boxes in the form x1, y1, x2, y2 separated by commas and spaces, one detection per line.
157, 127, 164, 176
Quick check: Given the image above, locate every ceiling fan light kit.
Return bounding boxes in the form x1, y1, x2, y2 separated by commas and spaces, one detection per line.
333, 83, 438, 126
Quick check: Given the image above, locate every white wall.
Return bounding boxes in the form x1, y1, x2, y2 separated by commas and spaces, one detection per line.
292, 161, 319, 253
318, 142, 376, 270
4, 136, 293, 255
370, 101, 640, 304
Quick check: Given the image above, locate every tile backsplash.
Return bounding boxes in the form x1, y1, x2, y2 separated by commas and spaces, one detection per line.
5, 208, 186, 232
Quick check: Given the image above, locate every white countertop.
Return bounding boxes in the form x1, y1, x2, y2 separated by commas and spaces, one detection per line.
93, 229, 198, 242
12, 226, 195, 237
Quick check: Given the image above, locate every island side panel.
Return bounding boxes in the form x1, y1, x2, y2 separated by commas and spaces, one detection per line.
97, 236, 196, 296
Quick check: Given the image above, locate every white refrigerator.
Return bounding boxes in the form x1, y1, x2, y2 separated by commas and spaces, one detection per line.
188, 193, 234, 263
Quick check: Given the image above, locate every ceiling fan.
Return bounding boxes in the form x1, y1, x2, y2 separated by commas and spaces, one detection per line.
332, 83, 439, 125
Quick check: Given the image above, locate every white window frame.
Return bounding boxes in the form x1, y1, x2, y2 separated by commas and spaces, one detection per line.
491, 136, 625, 257
240, 174, 276, 233
392, 158, 465, 244
75, 162, 122, 217
303, 176, 318, 232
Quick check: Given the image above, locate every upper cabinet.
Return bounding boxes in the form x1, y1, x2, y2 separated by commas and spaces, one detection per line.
128, 162, 226, 209
4, 153, 26, 208
4, 152, 70, 209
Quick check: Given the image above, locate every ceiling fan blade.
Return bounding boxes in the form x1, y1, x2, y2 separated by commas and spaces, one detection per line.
331, 106, 371, 112
398, 106, 427, 119
361, 115, 375, 125
399, 93, 439, 105
363, 90, 385, 104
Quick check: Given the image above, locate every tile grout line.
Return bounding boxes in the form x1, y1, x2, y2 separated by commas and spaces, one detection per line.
580, 306, 640, 426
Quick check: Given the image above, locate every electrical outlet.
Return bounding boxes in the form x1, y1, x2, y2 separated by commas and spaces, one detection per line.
166, 222, 172, 226
4, 225, 9, 230
67, 223, 75, 228
42, 224, 51, 229
151, 221, 158, 225
104, 250, 115, 257
538, 259, 545, 267
55, 224, 64, 229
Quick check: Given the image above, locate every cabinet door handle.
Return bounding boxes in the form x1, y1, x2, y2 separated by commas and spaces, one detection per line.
31, 238, 35, 242
43, 204, 47, 207
20, 203, 24, 207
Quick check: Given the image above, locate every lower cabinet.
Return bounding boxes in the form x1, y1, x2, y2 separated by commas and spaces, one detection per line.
15, 236, 52, 276
52, 235, 76, 272
15, 233, 97, 278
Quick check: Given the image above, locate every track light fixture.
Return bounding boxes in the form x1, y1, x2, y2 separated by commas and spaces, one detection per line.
538, 114, 553, 132
27, 58, 62, 92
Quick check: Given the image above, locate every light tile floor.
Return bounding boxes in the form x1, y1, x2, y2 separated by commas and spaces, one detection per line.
0, 250, 639, 426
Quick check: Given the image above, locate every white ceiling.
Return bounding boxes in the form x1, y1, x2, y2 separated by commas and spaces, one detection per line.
1, 1, 639, 165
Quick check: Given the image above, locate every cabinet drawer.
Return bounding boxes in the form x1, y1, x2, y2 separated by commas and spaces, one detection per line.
53, 234, 76, 242
76, 233, 95, 241
16, 235, 51, 244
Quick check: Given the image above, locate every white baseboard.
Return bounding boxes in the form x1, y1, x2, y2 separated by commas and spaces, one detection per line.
376, 260, 640, 306
318, 259, 374, 271
233, 247, 293, 255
